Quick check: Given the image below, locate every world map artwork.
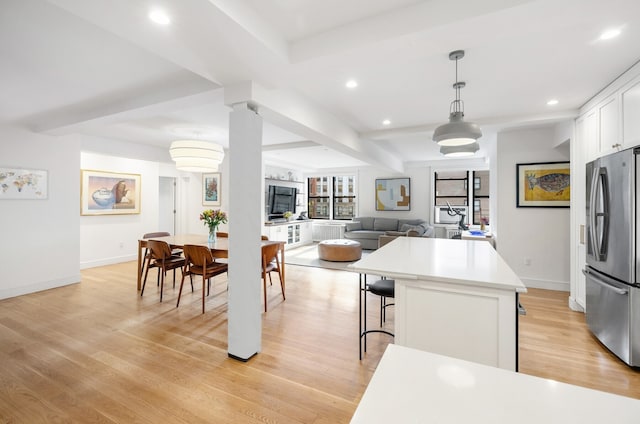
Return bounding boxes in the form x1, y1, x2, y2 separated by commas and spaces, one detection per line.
0, 167, 48, 199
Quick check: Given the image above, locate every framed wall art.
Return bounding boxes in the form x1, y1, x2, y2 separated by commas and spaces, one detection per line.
0, 166, 48, 199
375, 177, 411, 211
516, 161, 570, 207
202, 172, 221, 206
81, 170, 141, 215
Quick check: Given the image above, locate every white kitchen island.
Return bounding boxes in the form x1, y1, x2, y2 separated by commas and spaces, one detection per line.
350, 237, 526, 371
351, 344, 640, 423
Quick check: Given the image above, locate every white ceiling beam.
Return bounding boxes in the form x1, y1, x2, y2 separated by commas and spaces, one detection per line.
225, 81, 404, 173
360, 110, 580, 140
32, 85, 223, 135
262, 141, 318, 151
290, 0, 536, 63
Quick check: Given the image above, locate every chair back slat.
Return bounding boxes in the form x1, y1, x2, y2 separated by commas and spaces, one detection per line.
147, 240, 173, 260
261, 243, 280, 267
183, 244, 214, 268
143, 231, 170, 238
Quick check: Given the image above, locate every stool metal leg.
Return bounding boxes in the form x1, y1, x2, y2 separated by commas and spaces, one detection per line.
359, 273, 394, 360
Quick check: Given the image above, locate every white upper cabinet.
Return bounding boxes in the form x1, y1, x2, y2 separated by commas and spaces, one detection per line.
622, 80, 640, 148
598, 95, 621, 156
579, 109, 599, 162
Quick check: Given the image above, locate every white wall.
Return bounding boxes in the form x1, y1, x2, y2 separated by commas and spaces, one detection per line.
356, 166, 431, 220
0, 125, 81, 299
80, 148, 232, 268
80, 152, 162, 268
495, 126, 571, 291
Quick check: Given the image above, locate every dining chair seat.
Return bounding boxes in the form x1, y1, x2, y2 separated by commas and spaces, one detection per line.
141, 240, 185, 302
261, 243, 285, 312
141, 232, 182, 282
178, 244, 228, 314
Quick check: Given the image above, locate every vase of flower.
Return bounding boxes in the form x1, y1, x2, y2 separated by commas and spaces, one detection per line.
208, 226, 218, 243
200, 209, 228, 244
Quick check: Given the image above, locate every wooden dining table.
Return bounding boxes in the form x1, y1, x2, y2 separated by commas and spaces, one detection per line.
136, 234, 285, 291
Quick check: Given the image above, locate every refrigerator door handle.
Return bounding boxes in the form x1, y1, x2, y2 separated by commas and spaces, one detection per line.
582, 269, 628, 295
589, 167, 610, 262
588, 167, 600, 260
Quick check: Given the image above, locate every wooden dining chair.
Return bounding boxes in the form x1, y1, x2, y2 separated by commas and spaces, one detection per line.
261, 243, 285, 312
216, 232, 228, 238
141, 240, 185, 302
140, 231, 182, 281
177, 244, 228, 314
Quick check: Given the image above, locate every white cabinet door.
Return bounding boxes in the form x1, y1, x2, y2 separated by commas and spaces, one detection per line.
598, 95, 620, 155
300, 222, 313, 244
580, 109, 599, 162
622, 80, 640, 148
267, 225, 288, 243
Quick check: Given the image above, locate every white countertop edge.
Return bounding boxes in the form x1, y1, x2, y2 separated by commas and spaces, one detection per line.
351, 344, 640, 423
349, 263, 525, 292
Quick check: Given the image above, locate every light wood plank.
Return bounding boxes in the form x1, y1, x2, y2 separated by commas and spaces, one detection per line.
0, 261, 638, 424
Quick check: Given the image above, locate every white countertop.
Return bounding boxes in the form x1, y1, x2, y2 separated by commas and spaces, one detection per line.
350, 237, 526, 292
351, 344, 640, 423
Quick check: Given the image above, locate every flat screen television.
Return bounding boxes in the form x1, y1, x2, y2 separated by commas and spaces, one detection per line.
268, 185, 297, 216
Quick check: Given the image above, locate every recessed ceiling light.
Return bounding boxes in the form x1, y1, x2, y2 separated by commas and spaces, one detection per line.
345, 80, 358, 89
547, 99, 559, 106
382, 119, 391, 126
599, 28, 621, 40
149, 9, 171, 25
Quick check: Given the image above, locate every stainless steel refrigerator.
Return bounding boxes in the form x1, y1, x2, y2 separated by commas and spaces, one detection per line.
585, 146, 640, 366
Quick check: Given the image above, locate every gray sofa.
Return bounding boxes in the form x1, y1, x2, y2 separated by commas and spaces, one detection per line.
343, 217, 434, 250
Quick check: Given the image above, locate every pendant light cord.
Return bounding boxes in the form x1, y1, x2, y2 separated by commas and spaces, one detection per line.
450, 55, 464, 115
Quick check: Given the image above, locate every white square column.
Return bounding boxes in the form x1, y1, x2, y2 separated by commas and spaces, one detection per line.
227, 102, 263, 361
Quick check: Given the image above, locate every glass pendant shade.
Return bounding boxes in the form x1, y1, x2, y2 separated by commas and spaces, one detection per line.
440, 141, 480, 157
169, 140, 224, 172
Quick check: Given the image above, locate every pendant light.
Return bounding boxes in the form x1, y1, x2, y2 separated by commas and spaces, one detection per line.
169, 140, 225, 172
440, 142, 479, 157
433, 50, 482, 147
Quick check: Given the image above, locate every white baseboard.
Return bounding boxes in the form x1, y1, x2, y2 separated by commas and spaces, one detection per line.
568, 296, 585, 312
520, 277, 569, 292
0, 276, 81, 300
80, 254, 137, 269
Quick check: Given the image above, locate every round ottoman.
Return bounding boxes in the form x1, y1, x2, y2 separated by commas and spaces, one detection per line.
318, 239, 362, 262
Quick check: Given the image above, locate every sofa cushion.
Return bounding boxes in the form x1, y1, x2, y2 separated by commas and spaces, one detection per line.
373, 218, 399, 231
345, 221, 362, 231
344, 230, 382, 240
384, 230, 406, 236
355, 217, 375, 230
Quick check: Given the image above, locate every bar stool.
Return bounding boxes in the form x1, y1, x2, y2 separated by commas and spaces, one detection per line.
359, 274, 395, 360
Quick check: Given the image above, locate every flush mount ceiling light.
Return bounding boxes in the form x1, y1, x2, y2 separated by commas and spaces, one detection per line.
149, 9, 171, 25
169, 140, 224, 172
345, 79, 358, 89
433, 50, 482, 147
440, 142, 479, 158
599, 28, 621, 40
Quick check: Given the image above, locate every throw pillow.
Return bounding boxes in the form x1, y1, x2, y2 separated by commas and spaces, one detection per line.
400, 223, 426, 236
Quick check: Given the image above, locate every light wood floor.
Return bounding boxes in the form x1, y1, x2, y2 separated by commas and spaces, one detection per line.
1, 262, 639, 423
